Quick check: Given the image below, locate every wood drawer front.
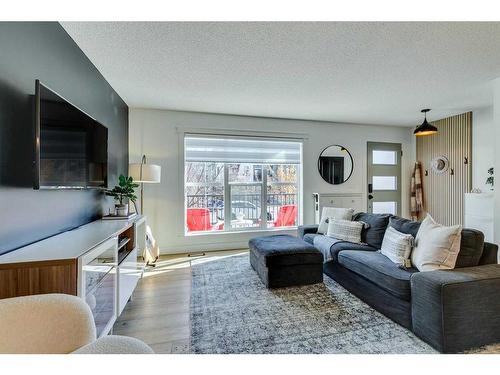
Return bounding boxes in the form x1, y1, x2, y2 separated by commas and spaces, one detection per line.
0, 260, 77, 299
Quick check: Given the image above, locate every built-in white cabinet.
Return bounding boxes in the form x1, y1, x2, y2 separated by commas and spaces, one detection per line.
313, 193, 364, 224
464, 192, 494, 242
0, 215, 146, 338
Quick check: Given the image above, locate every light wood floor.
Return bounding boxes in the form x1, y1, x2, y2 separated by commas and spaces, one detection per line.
113, 249, 247, 353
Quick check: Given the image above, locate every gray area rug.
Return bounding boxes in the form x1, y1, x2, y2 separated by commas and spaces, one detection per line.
190, 253, 437, 354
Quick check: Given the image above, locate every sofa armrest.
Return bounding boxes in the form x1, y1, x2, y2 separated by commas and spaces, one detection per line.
411, 265, 500, 353
479, 242, 499, 265
297, 225, 319, 239
0, 294, 96, 354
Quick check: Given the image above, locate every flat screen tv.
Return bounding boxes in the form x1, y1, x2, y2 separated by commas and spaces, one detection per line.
34, 80, 108, 189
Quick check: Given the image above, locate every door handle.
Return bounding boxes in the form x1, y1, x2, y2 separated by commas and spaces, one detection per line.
368, 194, 374, 200
368, 183, 373, 193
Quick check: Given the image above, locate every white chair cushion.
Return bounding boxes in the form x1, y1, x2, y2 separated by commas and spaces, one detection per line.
0, 294, 96, 354
72, 335, 154, 354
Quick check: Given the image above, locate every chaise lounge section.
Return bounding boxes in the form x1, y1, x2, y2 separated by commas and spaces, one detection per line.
298, 213, 500, 353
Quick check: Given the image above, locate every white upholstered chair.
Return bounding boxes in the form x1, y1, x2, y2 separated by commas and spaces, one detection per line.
0, 294, 154, 354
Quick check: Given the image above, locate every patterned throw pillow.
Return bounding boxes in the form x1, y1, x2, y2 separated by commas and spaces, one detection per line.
380, 226, 414, 266
326, 219, 364, 243
317, 207, 355, 234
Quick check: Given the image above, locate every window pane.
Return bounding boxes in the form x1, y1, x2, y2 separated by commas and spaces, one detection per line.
228, 163, 262, 183
185, 162, 224, 184
267, 164, 298, 228
372, 201, 397, 215
267, 164, 297, 184
185, 162, 224, 233
230, 184, 261, 229
372, 150, 396, 165
372, 176, 397, 190
185, 136, 301, 164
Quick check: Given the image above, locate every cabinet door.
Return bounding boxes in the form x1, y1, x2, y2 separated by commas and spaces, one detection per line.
118, 247, 142, 315
79, 237, 118, 337
90, 269, 117, 337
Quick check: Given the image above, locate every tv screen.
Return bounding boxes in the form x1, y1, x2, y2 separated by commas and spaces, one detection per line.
34, 80, 108, 189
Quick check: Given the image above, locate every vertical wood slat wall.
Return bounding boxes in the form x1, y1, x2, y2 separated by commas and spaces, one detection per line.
416, 112, 472, 226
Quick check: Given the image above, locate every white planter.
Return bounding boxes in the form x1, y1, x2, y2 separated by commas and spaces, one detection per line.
115, 204, 129, 217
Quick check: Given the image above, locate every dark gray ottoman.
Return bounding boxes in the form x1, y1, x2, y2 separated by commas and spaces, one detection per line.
249, 234, 324, 288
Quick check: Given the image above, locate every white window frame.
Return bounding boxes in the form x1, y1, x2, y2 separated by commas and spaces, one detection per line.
180, 129, 304, 236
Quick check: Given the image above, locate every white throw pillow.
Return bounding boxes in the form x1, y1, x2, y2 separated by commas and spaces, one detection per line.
411, 214, 462, 272
317, 207, 355, 234
380, 226, 414, 266
326, 219, 363, 243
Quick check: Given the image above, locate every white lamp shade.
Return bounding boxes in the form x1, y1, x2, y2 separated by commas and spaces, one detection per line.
129, 163, 161, 183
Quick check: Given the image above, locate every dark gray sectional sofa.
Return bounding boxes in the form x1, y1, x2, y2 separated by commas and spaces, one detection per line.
298, 212, 500, 353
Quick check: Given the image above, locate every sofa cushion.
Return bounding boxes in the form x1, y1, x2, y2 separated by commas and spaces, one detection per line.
248, 235, 323, 267
313, 235, 343, 262
303, 233, 318, 245
389, 216, 421, 238
338, 250, 418, 301
314, 235, 377, 262
455, 229, 484, 268
352, 212, 391, 249
330, 241, 378, 262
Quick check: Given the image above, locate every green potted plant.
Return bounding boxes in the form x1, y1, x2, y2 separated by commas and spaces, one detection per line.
106, 175, 139, 216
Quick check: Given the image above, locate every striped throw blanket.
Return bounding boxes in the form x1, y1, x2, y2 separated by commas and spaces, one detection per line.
411, 162, 423, 220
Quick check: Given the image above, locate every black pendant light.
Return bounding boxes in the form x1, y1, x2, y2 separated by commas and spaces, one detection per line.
414, 108, 438, 136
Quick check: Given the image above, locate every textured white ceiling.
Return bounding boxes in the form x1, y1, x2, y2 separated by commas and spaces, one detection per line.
61, 22, 500, 126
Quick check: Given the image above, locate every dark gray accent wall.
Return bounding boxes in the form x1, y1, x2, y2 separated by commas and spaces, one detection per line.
0, 22, 128, 255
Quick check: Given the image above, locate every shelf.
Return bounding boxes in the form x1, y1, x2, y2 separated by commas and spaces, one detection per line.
118, 247, 133, 266
118, 237, 131, 251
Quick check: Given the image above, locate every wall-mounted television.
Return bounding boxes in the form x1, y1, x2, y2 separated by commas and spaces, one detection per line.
34, 80, 108, 189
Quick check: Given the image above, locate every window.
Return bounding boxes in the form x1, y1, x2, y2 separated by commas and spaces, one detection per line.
184, 135, 302, 234
372, 201, 397, 215
372, 176, 397, 191
372, 150, 397, 165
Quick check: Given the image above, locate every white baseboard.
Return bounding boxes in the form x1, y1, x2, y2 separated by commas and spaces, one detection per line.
158, 241, 249, 255
158, 229, 297, 255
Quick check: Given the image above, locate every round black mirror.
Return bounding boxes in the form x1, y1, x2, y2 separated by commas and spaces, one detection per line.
318, 145, 354, 184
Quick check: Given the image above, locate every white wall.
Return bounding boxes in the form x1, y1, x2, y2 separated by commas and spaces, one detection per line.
129, 109, 414, 254
472, 106, 494, 192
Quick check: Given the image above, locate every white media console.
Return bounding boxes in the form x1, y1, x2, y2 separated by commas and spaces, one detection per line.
0, 215, 147, 337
